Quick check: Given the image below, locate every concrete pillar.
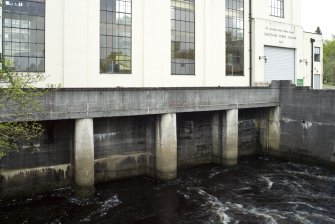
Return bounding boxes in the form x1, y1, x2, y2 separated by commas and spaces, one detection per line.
268, 106, 280, 151
222, 109, 238, 166
156, 113, 177, 180
146, 117, 156, 178
212, 112, 221, 164
259, 114, 269, 152
74, 118, 94, 187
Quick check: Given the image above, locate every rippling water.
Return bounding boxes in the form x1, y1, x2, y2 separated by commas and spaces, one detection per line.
1, 157, 335, 223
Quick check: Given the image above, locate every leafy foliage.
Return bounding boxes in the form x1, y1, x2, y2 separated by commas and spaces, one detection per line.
323, 37, 335, 84
0, 57, 46, 158
0, 122, 43, 158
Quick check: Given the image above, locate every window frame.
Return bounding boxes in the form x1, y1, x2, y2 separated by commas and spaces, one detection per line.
100, 0, 133, 74
225, 0, 245, 77
314, 47, 321, 62
171, 0, 195, 76
269, 0, 284, 18
2, 0, 46, 72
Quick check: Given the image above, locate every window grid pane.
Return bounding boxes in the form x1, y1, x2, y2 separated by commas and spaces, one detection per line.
226, 0, 244, 76
2, 0, 45, 72
100, 0, 132, 74
269, 0, 284, 18
171, 0, 195, 76
314, 47, 321, 62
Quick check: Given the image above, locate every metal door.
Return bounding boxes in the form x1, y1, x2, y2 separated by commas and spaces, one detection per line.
264, 46, 295, 83
314, 74, 321, 89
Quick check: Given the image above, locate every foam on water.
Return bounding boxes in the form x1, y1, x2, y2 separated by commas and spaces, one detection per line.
80, 195, 121, 222
259, 175, 274, 189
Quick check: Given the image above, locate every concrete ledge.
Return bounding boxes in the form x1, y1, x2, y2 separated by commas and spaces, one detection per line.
0, 164, 71, 198
222, 159, 238, 166
94, 153, 147, 183
154, 170, 177, 181
0, 87, 280, 122
268, 150, 335, 170
177, 157, 213, 168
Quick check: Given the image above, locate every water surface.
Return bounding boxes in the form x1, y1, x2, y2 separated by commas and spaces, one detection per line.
1, 157, 335, 223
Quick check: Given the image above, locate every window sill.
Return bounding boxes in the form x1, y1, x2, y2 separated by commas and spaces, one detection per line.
171, 74, 196, 76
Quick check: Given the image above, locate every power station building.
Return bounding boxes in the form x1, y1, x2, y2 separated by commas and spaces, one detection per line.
1, 0, 332, 199
0, 0, 323, 88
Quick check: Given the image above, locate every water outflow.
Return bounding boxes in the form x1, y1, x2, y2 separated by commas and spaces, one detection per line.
1, 157, 335, 223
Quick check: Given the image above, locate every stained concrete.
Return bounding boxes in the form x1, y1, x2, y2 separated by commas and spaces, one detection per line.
278, 82, 335, 166
0, 121, 73, 198
2, 81, 335, 198
95, 153, 147, 183
238, 109, 267, 157
94, 116, 148, 158
145, 117, 157, 177
222, 109, 238, 165
268, 106, 280, 151
0, 120, 73, 170
93, 116, 155, 182
0, 87, 280, 122
177, 110, 270, 166
0, 164, 70, 198
0, 109, 275, 198
156, 114, 177, 180
177, 112, 213, 167
212, 113, 221, 164
74, 119, 94, 187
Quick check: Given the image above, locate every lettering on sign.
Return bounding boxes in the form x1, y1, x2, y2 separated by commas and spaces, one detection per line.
264, 26, 297, 43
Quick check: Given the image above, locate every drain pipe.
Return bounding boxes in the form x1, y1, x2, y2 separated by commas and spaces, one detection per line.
310, 38, 315, 89
249, 0, 253, 87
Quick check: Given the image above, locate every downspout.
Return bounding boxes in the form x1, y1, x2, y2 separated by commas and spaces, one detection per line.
310, 38, 315, 89
249, 0, 253, 87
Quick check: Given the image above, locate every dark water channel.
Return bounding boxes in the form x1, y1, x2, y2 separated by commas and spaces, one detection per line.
1, 157, 335, 224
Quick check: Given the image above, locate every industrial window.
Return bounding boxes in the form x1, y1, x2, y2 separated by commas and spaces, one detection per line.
270, 0, 284, 18
171, 0, 195, 76
226, 0, 244, 76
100, 0, 132, 74
314, 47, 320, 62
2, 0, 45, 72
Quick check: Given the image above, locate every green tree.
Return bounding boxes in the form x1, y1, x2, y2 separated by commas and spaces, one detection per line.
323, 37, 335, 85
0, 57, 45, 158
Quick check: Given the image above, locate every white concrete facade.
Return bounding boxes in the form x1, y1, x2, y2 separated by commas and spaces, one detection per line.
252, 0, 323, 88
1, 0, 323, 88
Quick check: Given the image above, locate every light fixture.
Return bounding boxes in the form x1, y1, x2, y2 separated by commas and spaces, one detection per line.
259, 56, 267, 63
300, 59, 308, 66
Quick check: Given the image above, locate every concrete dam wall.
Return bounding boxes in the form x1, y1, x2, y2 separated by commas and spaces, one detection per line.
0, 81, 334, 198
0, 111, 268, 198
276, 82, 335, 166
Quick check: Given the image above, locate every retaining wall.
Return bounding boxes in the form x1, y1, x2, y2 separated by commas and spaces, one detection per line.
2, 82, 335, 198
276, 83, 335, 166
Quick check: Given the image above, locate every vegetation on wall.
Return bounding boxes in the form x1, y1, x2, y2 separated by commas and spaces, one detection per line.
0, 57, 45, 158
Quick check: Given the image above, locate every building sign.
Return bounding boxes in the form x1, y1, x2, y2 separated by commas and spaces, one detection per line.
264, 22, 297, 46
297, 79, 304, 87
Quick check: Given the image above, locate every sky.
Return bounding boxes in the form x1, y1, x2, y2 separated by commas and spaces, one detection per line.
301, 0, 335, 40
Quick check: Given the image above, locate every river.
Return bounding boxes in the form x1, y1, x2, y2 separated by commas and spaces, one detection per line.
1, 157, 335, 223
